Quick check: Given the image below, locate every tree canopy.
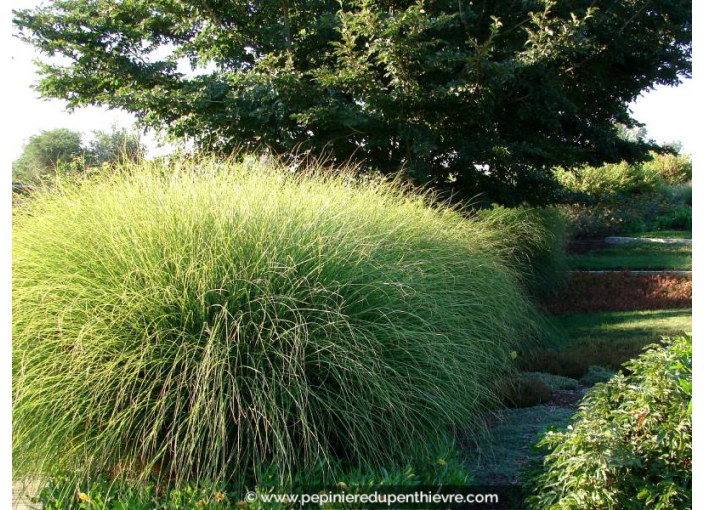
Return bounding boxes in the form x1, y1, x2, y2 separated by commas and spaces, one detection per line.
13, 0, 691, 204
12, 126, 144, 182
12, 128, 83, 181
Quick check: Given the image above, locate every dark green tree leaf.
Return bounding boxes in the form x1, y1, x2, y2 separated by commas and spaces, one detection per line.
13, 0, 692, 204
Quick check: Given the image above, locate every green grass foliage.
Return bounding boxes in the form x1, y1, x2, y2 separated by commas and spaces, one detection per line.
476, 205, 569, 298
528, 336, 692, 509
34, 443, 470, 509
13, 157, 546, 490
569, 242, 692, 270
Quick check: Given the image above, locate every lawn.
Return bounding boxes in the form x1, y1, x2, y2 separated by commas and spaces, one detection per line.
627, 230, 692, 239
568, 242, 692, 270
550, 309, 692, 371
518, 309, 692, 379
553, 309, 692, 348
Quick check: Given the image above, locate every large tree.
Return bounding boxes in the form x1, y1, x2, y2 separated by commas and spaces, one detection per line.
12, 128, 83, 181
13, 126, 144, 182
13, 0, 691, 204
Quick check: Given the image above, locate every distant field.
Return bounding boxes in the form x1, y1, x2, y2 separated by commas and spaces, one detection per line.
569, 242, 692, 270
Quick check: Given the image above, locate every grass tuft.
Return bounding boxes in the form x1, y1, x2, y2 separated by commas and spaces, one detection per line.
13, 157, 547, 490
477, 206, 569, 298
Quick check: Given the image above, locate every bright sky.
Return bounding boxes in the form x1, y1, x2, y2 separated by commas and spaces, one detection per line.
7, 0, 696, 161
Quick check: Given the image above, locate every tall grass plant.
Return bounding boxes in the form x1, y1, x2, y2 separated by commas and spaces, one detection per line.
13, 157, 547, 490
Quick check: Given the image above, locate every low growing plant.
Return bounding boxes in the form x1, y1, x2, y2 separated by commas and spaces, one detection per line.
13, 157, 546, 492
497, 377, 553, 409
520, 372, 579, 391
515, 350, 590, 380
578, 365, 616, 386
546, 272, 692, 314
528, 336, 692, 509
35, 442, 471, 509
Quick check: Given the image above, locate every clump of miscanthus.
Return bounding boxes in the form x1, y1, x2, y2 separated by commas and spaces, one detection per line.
13, 157, 548, 490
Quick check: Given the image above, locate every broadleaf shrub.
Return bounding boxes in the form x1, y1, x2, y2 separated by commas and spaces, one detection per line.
13, 157, 546, 490
556, 152, 692, 238
528, 336, 692, 509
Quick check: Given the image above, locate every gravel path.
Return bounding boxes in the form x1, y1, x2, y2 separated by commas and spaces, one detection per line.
463, 388, 586, 487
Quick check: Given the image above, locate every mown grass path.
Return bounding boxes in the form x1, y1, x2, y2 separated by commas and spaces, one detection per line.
569, 242, 692, 270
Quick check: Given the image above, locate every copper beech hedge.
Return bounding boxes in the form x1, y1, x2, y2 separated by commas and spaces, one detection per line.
546, 272, 691, 314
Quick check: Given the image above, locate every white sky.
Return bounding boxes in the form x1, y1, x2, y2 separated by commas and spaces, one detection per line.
6, 0, 696, 161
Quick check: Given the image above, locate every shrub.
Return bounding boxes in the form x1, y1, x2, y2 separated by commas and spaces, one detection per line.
497, 377, 553, 408
528, 336, 692, 509
545, 272, 692, 314
555, 161, 660, 199
556, 153, 692, 238
13, 157, 545, 490
653, 205, 692, 231
520, 372, 579, 391
641, 152, 692, 184
560, 197, 692, 238
556, 152, 691, 202
657, 183, 692, 207
477, 205, 569, 298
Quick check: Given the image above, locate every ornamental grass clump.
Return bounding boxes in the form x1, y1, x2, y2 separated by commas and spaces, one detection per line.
476, 205, 569, 298
13, 157, 545, 489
